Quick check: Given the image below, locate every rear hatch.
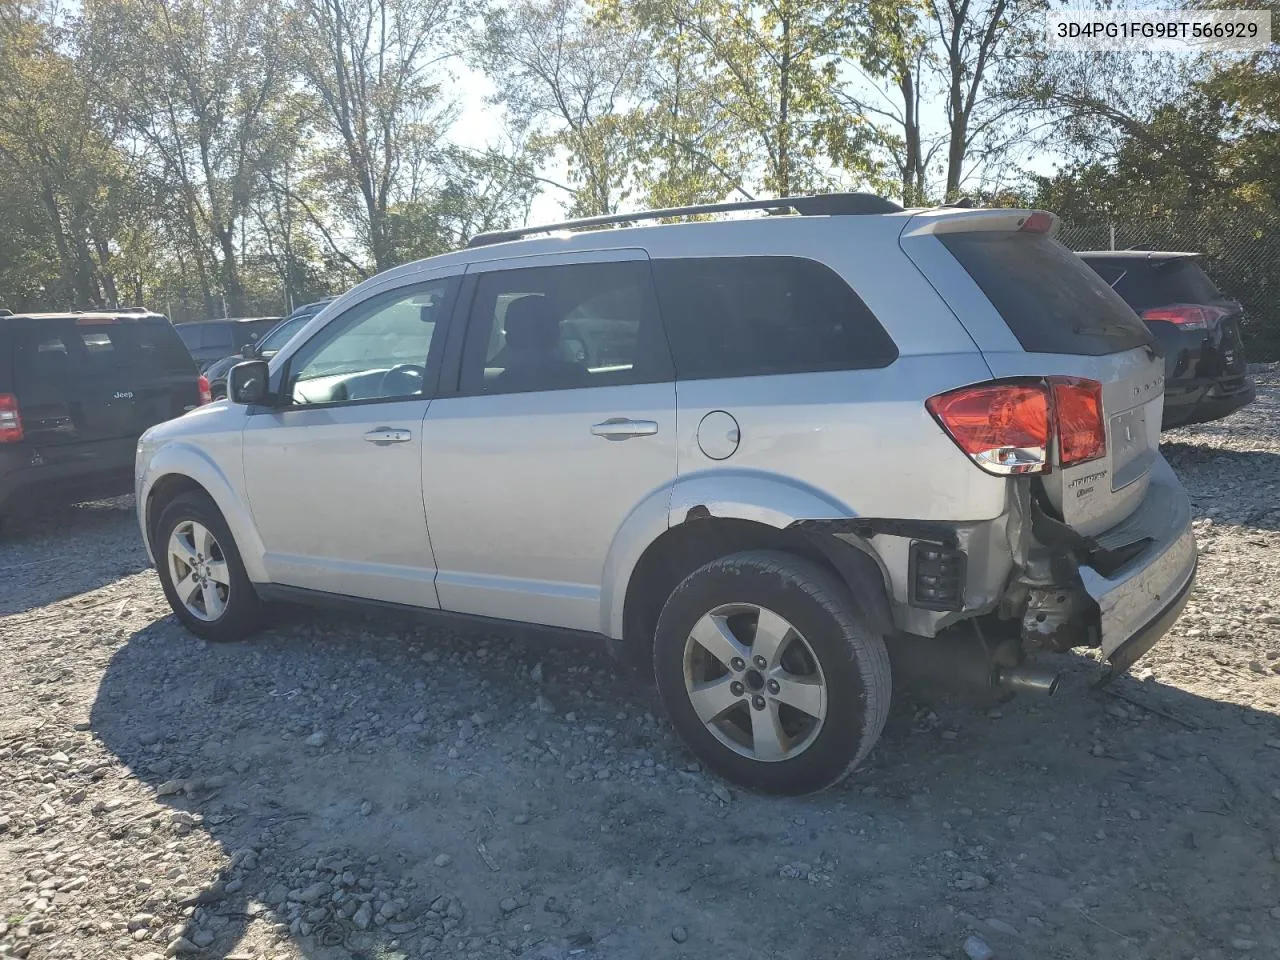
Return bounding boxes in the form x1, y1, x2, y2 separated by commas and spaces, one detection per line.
12, 315, 199, 449
901, 210, 1162, 538
1089, 253, 1247, 382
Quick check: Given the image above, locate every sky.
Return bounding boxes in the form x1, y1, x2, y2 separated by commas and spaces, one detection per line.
444, 56, 1068, 231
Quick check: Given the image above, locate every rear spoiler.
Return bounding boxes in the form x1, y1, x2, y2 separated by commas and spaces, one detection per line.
900, 208, 1058, 239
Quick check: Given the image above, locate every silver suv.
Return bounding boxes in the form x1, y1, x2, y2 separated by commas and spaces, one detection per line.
135, 194, 1197, 795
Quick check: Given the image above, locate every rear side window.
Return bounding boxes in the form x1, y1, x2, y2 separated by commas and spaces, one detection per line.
175, 324, 233, 351
1111, 259, 1223, 310
650, 256, 897, 380
459, 260, 671, 395
202, 325, 235, 351
942, 233, 1152, 356
175, 325, 202, 350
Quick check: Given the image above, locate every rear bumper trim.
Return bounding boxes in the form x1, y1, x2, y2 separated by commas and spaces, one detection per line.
1164, 381, 1255, 427
1105, 556, 1197, 675
1076, 457, 1197, 659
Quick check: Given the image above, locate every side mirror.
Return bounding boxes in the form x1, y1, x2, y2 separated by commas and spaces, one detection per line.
240, 343, 257, 359
228, 360, 270, 405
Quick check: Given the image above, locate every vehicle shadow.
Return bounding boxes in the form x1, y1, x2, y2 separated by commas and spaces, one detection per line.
89, 605, 1280, 960
0, 496, 149, 615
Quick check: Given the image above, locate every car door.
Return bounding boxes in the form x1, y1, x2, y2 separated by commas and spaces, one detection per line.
421, 250, 677, 634
241, 274, 459, 606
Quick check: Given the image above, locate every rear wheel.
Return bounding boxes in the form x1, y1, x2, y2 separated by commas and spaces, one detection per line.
654, 550, 891, 795
154, 491, 262, 642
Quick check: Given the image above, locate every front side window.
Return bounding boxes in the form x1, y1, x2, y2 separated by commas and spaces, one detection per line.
459, 260, 670, 395
285, 279, 453, 405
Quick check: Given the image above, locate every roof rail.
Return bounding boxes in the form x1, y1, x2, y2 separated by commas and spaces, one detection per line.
466, 192, 903, 248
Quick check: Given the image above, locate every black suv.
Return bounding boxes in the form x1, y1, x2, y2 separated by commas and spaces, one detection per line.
0, 311, 203, 528
1078, 251, 1256, 429
174, 316, 282, 371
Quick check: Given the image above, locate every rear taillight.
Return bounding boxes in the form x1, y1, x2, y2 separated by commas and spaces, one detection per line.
0, 393, 23, 443
927, 377, 1107, 476
197, 374, 212, 405
926, 383, 1050, 475
1140, 304, 1230, 331
1051, 378, 1105, 466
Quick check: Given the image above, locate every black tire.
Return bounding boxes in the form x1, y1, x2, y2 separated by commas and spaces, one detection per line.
153, 491, 263, 642
653, 550, 891, 795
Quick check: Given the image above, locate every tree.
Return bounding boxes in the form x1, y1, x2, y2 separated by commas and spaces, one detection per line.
295, 0, 470, 271
0, 0, 143, 307
477, 0, 648, 216
844, 0, 1045, 204
615, 0, 878, 198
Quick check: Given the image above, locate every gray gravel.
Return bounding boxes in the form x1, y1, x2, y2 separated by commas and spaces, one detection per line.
3, 366, 1280, 960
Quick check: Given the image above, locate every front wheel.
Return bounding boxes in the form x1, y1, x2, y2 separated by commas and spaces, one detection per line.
154, 491, 263, 642
653, 550, 891, 795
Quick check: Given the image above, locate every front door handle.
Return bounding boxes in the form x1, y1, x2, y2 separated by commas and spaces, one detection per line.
363, 427, 412, 445
590, 418, 659, 441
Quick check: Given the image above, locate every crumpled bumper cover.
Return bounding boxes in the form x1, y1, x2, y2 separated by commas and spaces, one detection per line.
1076, 457, 1198, 666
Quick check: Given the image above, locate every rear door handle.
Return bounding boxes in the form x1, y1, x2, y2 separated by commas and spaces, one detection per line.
590, 418, 659, 441
363, 427, 412, 444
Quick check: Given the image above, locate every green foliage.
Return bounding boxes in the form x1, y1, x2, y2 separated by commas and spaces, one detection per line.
0, 0, 1276, 341
1032, 57, 1280, 360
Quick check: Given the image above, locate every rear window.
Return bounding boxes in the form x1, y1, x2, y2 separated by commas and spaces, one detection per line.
651, 256, 898, 380
1108, 259, 1223, 310
130, 320, 198, 372
942, 233, 1153, 356
14, 319, 194, 390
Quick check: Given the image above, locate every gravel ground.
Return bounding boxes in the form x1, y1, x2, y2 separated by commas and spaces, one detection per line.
3, 368, 1280, 960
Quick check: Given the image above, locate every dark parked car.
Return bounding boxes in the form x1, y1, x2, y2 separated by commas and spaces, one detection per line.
174, 316, 282, 371
202, 307, 321, 399
0, 311, 206, 530
1078, 251, 1255, 429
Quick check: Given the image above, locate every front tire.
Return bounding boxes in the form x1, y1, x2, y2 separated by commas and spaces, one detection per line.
154, 491, 262, 642
653, 550, 891, 795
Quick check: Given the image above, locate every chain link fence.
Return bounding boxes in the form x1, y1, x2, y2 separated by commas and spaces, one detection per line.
1058, 213, 1280, 361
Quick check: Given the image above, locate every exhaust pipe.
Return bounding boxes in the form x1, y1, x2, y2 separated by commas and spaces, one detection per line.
996, 665, 1061, 697
888, 631, 1062, 697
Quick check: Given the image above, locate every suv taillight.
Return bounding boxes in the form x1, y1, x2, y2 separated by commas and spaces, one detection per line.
1051, 378, 1106, 466
927, 377, 1106, 476
1141, 304, 1230, 330
197, 374, 212, 405
0, 393, 23, 443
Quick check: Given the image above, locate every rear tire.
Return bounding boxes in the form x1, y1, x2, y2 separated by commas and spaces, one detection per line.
653, 550, 891, 795
154, 491, 262, 642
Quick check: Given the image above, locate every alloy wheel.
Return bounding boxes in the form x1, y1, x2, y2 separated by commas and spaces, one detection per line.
682, 603, 827, 762
167, 520, 230, 622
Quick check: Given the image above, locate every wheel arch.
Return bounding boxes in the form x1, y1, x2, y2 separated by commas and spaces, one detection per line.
606, 470, 894, 660
140, 443, 268, 583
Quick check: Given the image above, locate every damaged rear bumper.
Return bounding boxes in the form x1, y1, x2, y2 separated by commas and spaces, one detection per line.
1076, 456, 1197, 669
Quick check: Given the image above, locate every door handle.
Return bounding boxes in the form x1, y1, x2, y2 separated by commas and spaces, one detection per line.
363, 427, 412, 444
590, 418, 659, 441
